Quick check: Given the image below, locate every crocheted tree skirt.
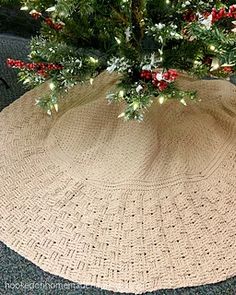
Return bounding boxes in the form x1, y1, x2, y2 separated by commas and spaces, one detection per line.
0, 34, 235, 295
0, 242, 235, 294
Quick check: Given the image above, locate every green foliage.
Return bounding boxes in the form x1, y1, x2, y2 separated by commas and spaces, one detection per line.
6, 0, 236, 120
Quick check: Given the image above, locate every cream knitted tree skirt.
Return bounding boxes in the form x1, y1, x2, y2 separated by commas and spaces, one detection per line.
0, 72, 235, 294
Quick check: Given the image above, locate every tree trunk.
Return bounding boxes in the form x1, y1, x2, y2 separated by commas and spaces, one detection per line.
131, 0, 146, 50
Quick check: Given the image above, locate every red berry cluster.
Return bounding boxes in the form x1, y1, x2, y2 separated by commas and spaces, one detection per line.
162, 69, 178, 81
140, 70, 152, 80
140, 69, 178, 92
7, 58, 63, 77
222, 66, 234, 73
30, 11, 42, 20
212, 5, 236, 23
153, 79, 169, 91
183, 5, 236, 24
29, 11, 64, 31
44, 18, 64, 31
183, 10, 197, 22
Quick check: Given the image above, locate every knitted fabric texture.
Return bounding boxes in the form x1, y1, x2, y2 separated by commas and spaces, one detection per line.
0, 72, 235, 294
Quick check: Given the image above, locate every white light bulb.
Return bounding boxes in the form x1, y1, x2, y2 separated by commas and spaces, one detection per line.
210, 45, 216, 51
115, 37, 121, 45
46, 6, 56, 12
118, 112, 125, 118
20, 6, 29, 11
133, 102, 139, 110
89, 57, 98, 63
23, 78, 31, 84
180, 98, 187, 106
159, 96, 165, 104
54, 103, 59, 112
49, 82, 56, 90
118, 90, 124, 98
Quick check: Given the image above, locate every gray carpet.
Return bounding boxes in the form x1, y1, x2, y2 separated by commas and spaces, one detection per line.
0, 33, 236, 295
0, 34, 30, 109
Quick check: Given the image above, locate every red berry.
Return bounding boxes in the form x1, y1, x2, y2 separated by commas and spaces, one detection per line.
223, 66, 233, 73
158, 81, 168, 92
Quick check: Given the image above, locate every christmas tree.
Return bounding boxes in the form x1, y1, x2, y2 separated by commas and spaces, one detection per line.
5, 0, 236, 120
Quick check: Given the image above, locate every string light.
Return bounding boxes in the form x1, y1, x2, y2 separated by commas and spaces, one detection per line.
115, 37, 121, 45
54, 104, 59, 112
89, 57, 98, 63
49, 82, 56, 90
158, 95, 165, 104
133, 101, 139, 110
20, 6, 29, 10
209, 45, 216, 51
180, 98, 187, 106
118, 90, 124, 98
